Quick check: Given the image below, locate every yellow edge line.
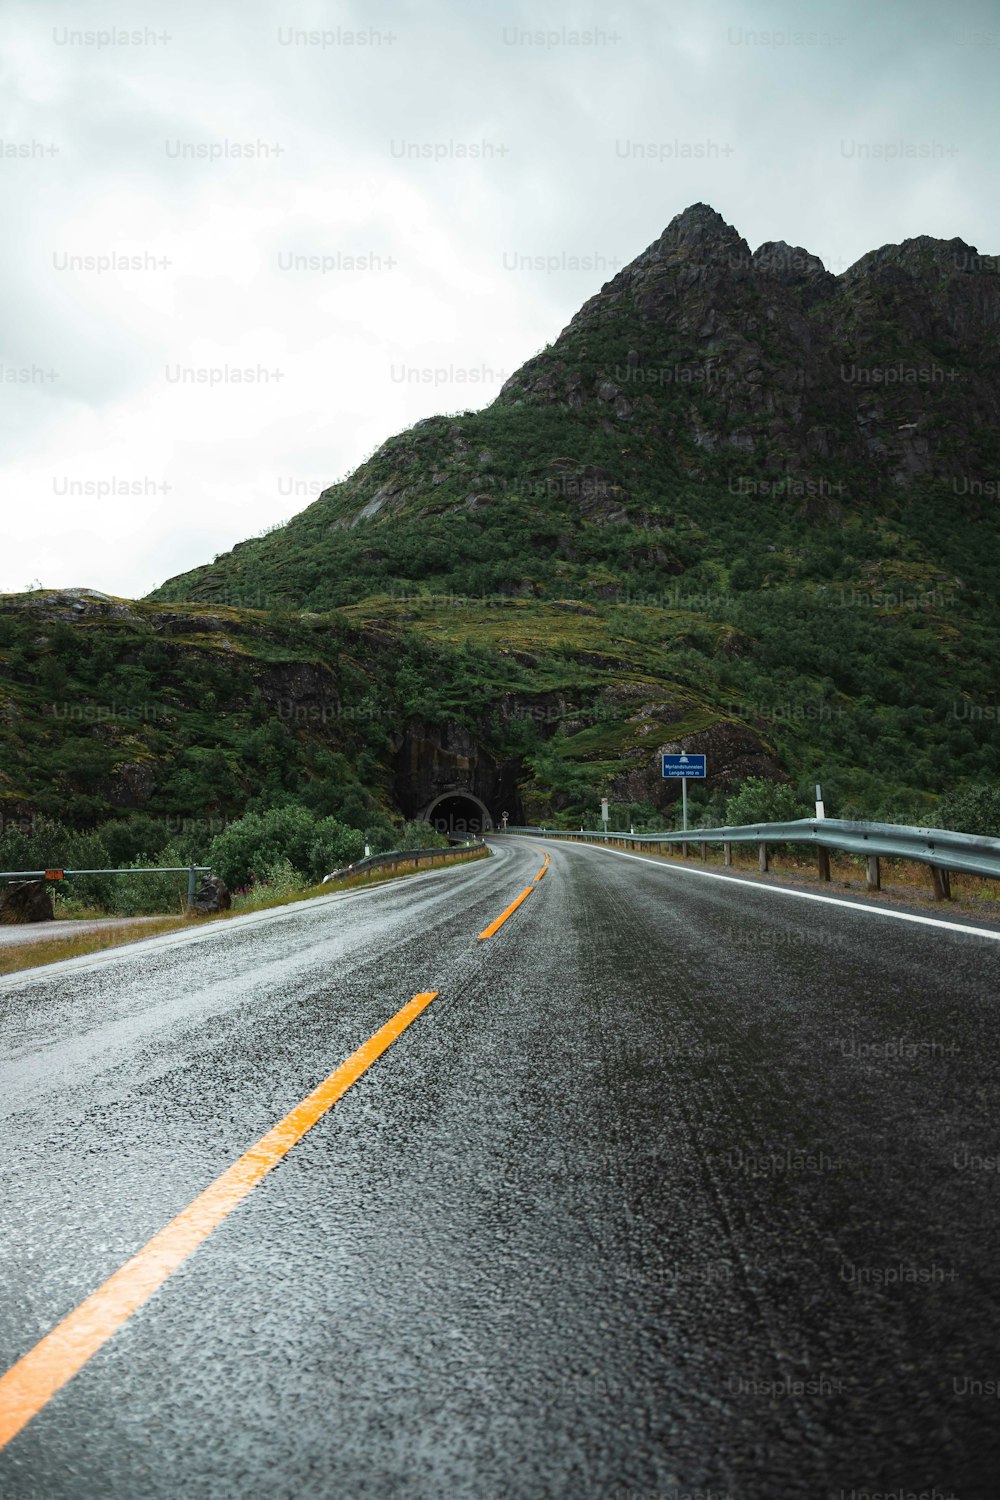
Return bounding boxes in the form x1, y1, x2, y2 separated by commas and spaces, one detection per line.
477, 885, 535, 941
0, 989, 440, 1453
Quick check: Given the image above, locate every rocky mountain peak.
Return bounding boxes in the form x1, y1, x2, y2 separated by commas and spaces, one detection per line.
750, 239, 830, 283
655, 202, 751, 264
843, 233, 985, 283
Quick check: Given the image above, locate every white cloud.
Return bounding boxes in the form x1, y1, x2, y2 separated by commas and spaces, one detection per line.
1, 0, 998, 597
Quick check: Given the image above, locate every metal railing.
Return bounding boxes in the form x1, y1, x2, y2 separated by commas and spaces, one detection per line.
322, 841, 487, 884
0, 866, 212, 905
503, 820, 1000, 900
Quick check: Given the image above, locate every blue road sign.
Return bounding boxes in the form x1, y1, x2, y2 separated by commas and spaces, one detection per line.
662, 753, 706, 779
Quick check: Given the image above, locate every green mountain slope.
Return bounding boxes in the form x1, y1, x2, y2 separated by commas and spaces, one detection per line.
2, 205, 999, 837
152, 203, 1000, 611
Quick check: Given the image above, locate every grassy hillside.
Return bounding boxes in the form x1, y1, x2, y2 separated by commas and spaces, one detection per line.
3, 206, 999, 836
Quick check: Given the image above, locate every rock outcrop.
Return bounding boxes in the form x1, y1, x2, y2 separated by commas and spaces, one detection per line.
192, 876, 231, 914
0, 879, 55, 924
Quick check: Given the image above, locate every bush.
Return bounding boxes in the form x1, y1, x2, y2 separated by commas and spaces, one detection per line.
231, 857, 303, 910
101, 851, 192, 916
394, 820, 450, 851
935, 784, 1000, 838
308, 817, 366, 879
724, 778, 809, 827
206, 805, 364, 888
93, 814, 172, 866
0, 817, 114, 909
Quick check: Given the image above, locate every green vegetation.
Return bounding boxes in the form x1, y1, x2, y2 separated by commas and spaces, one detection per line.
935, 784, 1000, 839
205, 806, 365, 891
206, 807, 448, 892
5, 212, 1000, 835
724, 778, 810, 826
0, 804, 451, 917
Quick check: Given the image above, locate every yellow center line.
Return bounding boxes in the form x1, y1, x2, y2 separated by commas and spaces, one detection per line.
478, 851, 549, 938
477, 885, 535, 940
0, 989, 440, 1454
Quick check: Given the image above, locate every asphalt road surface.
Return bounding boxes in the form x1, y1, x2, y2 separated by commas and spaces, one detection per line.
1, 836, 998, 1499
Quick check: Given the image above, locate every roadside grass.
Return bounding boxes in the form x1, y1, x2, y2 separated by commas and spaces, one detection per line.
0, 847, 489, 978
696, 843, 1000, 907
0, 916, 195, 977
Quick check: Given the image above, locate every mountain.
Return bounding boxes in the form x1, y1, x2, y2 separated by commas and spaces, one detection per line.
151, 202, 1000, 609
3, 205, 1000, 839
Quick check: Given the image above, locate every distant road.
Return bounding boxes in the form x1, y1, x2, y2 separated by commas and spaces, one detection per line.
1, 837, 998, 1498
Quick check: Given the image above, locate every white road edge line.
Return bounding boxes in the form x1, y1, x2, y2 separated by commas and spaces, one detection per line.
559, 841, 1000, 942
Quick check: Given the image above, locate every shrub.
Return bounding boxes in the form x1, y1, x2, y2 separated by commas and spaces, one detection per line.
0, 818, 114, 909
206, 805, 364, 888
231, 857, 303, 910
93, 814, 172, 866
101, 852, 192, 916
935, 784, 1000, 839
724, 778, 809, 827
394, 820, 450, 851
307, 818, 366, 878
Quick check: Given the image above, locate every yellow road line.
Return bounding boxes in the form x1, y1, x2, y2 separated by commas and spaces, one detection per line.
0, 989, 440, 1454
478, 851, 549, 938
477, 884, 535, 940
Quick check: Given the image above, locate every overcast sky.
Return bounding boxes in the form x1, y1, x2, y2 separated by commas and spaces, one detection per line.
2, 0, 997, 599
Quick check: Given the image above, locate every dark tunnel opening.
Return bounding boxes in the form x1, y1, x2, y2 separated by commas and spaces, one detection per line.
426, 794, 491, 838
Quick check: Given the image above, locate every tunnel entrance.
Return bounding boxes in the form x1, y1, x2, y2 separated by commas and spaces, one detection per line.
423, 792, 493, 838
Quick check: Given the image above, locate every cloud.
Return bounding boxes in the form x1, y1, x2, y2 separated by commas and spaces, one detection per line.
1, 0, 997, 598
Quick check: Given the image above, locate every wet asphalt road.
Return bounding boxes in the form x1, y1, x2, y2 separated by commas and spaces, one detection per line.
1, 836, 999, 1500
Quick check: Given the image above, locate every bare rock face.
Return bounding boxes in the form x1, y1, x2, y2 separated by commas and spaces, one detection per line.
394, 718, 509, 821
490, 204, 1000, 495
106, 762, 157, 809
751, 239, 831, 286
609, 720, 783, 811
193, 875, 231, 914
0, 879, 55, 924
0, 589, 137, 624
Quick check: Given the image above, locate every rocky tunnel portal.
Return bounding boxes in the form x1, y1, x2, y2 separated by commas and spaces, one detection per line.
422, 793, 493, 839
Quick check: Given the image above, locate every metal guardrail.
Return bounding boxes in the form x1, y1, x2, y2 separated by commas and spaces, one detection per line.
503, 820, 1000, 900
322, 841, 487, 884
0, 866, 212, 905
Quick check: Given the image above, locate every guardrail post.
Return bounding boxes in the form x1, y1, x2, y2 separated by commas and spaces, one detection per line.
758, 842, 769, 873
866, 855, 881, 891
930, 865, 952, 901
187, 865, 197, 906
681, 840, 688, 858
817, 847, 831, 882
724, 841, 732, 867
699, 841, 707, 861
